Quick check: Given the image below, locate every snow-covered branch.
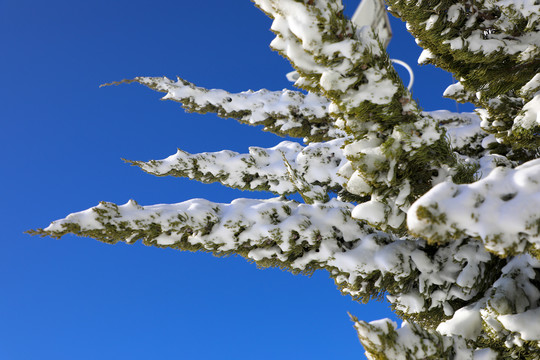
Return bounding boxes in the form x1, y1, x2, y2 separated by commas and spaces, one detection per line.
356, 254, 540, 359
126, 138, 348, 201
31, 199, 500, 317
408, 158, 540, 258
429, 110, 486, 157
389, 0, 540, 98
31, 198, 359, 268
436, 254, 540, 358
253, 0, 404, 109
389, 0, 540, 156
31, 198, 402, 300
103, 76, 343, 143
352, 317, 491, 359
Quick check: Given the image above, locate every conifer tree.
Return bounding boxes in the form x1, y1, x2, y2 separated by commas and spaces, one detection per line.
30, 0, 540, 358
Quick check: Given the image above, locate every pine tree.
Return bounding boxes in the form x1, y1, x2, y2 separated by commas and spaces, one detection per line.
29, 0, 540, 358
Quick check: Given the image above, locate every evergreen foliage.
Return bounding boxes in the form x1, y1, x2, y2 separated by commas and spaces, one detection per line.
30, 0, 540, 358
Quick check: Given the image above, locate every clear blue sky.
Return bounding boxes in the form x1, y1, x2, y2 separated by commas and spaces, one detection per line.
1, 1, 473, 359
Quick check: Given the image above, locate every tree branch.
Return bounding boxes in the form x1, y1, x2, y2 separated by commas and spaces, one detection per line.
30, 199, 501, 316
389, 0, 540, 157
125, 138, 348, 200
253, 0, 458, 230
103, 76, 343, 143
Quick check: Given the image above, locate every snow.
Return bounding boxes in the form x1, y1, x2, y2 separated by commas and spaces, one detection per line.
513, 92, 540, 130
131, 76, 342, 142
394, 291, 424, 313
443, 82, 465, 98
417, 49, 434, 64
499, 308, 540, 341
320, 69, 357, 92
518, 45, 540, 62
256, 0, 401, 114
35, 0, 540, 357
520, 73, 540, 98
427, 110, 484, 150
351, 200, 386, 226
491, 0, 540, 27
354, 318, 478, 359
408, 158, 540, 256
343, 67, 398, 105
131, 138, 349, 197
437, 306, 483, 339
473, 349, 498, 360
444, 37, 463, 50
424, 15, 439, 30
446, 4, 463, 23
439, 0, 540, 57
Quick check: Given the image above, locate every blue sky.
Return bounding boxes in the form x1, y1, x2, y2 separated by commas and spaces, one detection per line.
1, 1, 473, 359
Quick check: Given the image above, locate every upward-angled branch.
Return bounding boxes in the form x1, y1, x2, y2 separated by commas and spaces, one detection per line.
253, 0, 410, 116
103, 76, 343, 143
